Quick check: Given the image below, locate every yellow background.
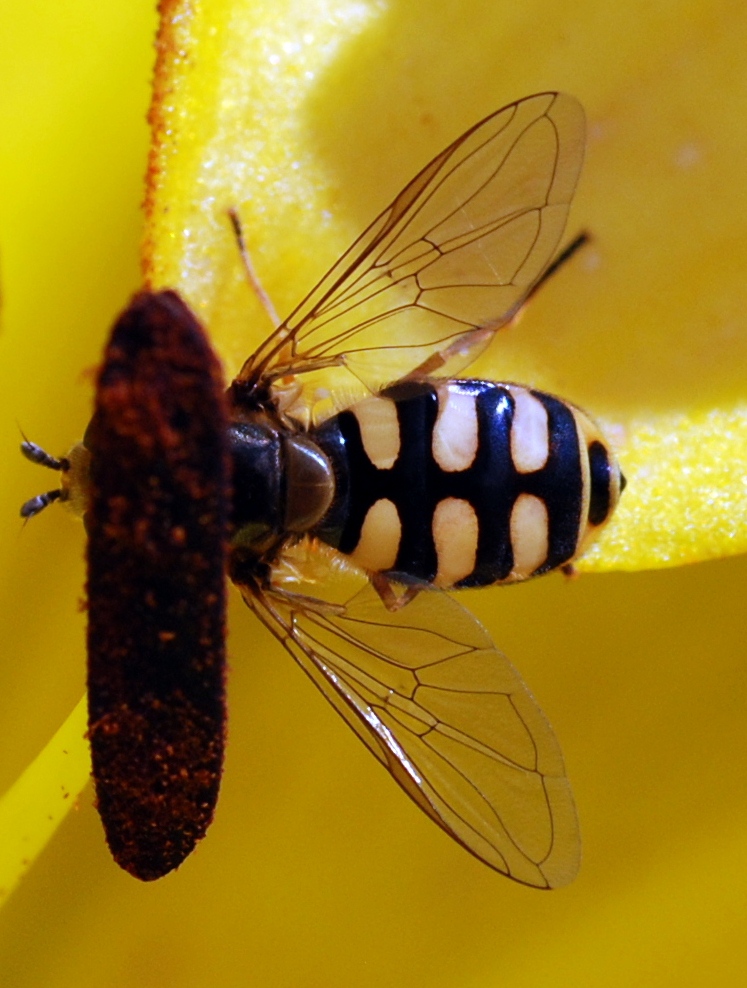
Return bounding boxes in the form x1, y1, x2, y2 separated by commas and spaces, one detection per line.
1, 1, 746, 986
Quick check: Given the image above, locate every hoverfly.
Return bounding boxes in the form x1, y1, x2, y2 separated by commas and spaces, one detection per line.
21, 92, 624, 889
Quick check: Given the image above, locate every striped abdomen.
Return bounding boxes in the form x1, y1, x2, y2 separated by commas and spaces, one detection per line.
313, 380, 623, 588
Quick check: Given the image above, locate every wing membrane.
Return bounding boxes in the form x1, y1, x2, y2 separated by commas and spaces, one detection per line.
239, 92, 585, 392
239, 575, 580, 888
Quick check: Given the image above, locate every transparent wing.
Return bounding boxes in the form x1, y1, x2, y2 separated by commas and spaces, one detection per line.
238, 574, 580, 888
239, 91, 585, 392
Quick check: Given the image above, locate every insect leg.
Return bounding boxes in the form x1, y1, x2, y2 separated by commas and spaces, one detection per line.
521, 231, 590, 306
228, 208, 282, 329
403, 232, 591, 382
370, 573, 423, 613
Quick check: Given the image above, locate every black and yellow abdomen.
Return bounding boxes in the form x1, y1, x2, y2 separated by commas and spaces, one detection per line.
314, 379, 623, 588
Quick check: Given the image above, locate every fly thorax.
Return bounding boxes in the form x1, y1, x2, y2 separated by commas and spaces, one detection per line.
281, 433, 335, 533
227, 419, 283, 548
228, 420, 335, 552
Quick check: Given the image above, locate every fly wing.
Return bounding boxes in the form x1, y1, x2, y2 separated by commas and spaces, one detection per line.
238, 92, 585, 394
239, 574, 580, 888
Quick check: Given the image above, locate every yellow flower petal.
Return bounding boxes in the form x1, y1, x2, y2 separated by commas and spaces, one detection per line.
580, 405, 747, 571
0, 0, 157, 907
2, 2, 747, 987
146, 0, 747, 572
0, 698, 89, 907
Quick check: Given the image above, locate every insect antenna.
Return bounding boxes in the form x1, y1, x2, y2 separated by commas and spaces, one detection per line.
20, 488, 63, 519
20, 439, 69, 472
19, 439, 70, 519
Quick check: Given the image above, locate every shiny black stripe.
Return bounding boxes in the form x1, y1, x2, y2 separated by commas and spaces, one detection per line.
312, 416, 351, 550
385, 382, 439, 580
452, 385, 583, 582
587, 440, 611, 526
455, 384, 515, 585
315, 409, 375, 554
526, 392, 583, 574
315, 383, 441, 581
314, 380, 584, 586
